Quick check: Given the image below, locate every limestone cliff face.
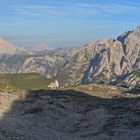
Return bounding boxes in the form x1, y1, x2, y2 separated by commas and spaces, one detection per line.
48, 26, 140, 88
117, 27, 140, 68
81, 40, 125, 84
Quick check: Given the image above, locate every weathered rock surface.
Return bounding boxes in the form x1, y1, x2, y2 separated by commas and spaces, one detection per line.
0, 90, 140, 140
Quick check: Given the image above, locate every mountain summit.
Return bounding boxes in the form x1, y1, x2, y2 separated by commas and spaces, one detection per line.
0, 37, 25, 55
31, 43, 53, 52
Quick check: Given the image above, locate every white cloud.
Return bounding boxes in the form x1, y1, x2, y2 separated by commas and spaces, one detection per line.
5, 1, 140, 18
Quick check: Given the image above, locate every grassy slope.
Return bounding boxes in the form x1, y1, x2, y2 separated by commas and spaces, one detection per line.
65, 84, 126, 98
0, 73, 125, 98
0, 73, 54, 92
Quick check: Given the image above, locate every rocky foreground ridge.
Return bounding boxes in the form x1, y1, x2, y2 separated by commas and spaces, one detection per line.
0, 89, 140, 140
0, 26, 140, 88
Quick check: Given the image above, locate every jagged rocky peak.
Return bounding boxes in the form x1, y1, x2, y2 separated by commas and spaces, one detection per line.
117, 26, 140, 66
89, 39, 125, 75
91, 39, 123, 54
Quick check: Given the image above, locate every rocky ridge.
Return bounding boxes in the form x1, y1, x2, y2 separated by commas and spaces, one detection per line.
0, 89, 140, 140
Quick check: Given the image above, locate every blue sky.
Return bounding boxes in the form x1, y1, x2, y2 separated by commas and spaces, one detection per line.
0, 0, 140, 48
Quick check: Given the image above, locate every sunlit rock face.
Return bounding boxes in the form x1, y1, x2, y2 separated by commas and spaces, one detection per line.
117, 26, 140, 67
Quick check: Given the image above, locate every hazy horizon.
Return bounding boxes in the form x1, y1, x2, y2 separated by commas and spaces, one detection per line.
0, 0, 140, 48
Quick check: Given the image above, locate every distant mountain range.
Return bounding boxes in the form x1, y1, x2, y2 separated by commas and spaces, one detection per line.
0, 37, 53, 55
0, 26, 140, 89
